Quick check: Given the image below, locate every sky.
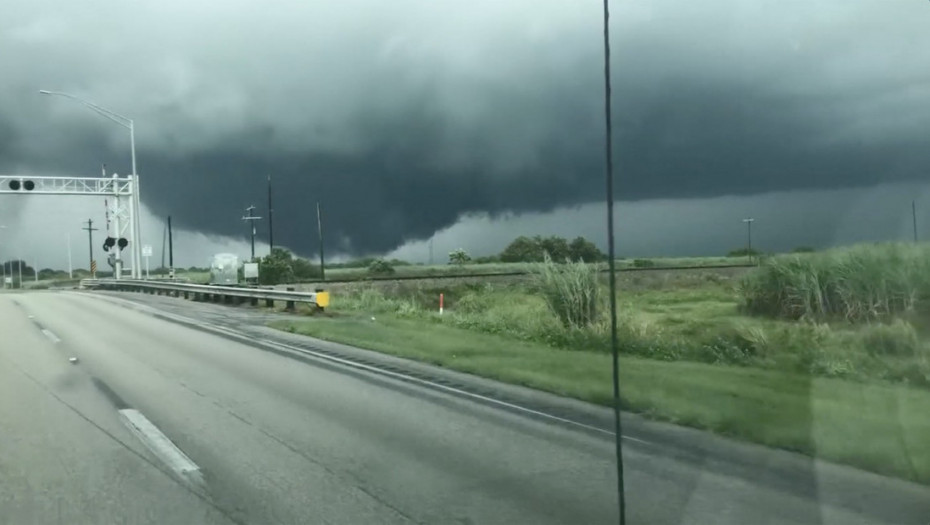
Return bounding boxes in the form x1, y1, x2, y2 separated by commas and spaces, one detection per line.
1, 1, 930, 268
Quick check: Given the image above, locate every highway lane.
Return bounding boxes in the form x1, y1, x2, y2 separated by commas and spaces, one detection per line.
2, 290, 929, 524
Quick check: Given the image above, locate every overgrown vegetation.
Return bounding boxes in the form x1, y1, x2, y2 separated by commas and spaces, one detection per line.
368, 258, 396, 276
257, 248, 321, 285
739, 243, 930, 322
270, 242, 930, 482
500, 235, 605, 263
314, 244, 930, 388
448, 248, 471, 265
533, 255, 600, 328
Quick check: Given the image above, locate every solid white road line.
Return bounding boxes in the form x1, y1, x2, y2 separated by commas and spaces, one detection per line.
41, 329, 61, 343
118, 409, 202, 483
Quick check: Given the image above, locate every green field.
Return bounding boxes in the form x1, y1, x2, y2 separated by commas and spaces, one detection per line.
270, 243, 930, 483
320, 255, 743, 282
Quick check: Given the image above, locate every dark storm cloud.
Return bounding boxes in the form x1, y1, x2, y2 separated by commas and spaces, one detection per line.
2, 1, 930, 256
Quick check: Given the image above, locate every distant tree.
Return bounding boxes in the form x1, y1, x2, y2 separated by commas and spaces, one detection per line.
500, 236, 543, 263
568, 236, 605, 262
539, 236, 571, 261
792, 246, 816, 253
474, 254, 501, 264
291, 256, 322, 280
449, 248, 472, 265
368, 258, 395, 275
258, 248, 296, 285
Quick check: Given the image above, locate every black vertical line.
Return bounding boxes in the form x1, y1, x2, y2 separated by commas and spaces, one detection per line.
161, 222, 167, 270
602, 1, 626, 523
167, 216, 174, 270
912, 200, 918, 243
268, 174, 275, 251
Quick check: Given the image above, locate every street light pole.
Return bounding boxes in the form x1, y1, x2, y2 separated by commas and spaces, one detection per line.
39, 90, 143, 279
743, 218, 755, 264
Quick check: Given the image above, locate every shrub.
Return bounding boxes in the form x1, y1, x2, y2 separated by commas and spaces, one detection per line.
368, 258, 395, 275
448, 248, 471, 265
861, 320, 921, 357
739, 242, 930, 322
533, 255, 600, 328
258, 248, 296, 285
632, 258, 655, 268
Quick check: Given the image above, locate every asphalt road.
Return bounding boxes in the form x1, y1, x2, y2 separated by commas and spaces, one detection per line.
1, 291, 928, 524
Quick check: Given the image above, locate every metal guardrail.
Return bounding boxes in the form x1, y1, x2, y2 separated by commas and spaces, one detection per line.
81, 279, 330, 310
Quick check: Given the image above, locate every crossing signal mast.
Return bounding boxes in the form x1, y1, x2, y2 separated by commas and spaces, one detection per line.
0, 174, 142, 279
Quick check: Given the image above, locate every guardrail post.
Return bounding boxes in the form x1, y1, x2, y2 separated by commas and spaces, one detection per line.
265, 298, 274, 308
224, 295, 232, 304
183, 291, 189, 300
285, 287, 296, 312
250, 297, 258, 306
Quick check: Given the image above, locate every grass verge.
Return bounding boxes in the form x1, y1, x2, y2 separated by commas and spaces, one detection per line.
270, 313, 930, 484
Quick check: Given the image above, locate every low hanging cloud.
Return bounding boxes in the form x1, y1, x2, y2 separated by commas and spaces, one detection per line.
2, 0, 929, 257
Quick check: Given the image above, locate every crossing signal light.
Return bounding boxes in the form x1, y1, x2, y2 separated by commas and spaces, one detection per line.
8, 180, 35, 191
117, 238, 128, 250
103, 237, 116, 251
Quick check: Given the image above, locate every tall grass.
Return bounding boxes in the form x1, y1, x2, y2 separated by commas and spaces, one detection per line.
532, 255, 600, 328
739, 243, 930, 322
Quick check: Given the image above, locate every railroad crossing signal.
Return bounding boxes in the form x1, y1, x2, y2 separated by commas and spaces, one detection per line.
0, 174, 142, 279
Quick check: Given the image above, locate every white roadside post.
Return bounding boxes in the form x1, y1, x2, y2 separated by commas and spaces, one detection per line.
142, 245, 152, 279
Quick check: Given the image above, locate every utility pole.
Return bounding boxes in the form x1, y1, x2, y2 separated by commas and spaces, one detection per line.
34, 257, 38, 282
429, 238, 434, 265
913, 200, 918, 243
82, 219, 98, 278
161, 222, 167, 271
743, 218, 755, 264
267, 174, 274, 252
242, 206, 262, 262
167, 215, 174, 278
317, 201, 325, 281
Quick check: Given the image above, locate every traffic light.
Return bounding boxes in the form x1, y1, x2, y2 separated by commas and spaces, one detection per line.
8, 179, 34, 191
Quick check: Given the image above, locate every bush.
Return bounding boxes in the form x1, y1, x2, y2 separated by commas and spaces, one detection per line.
861, 320, 921, 357
368, 258, 395, 275
533, 255, 600, 328
448, 248, 471, 265
633, 258, 655, 268
258, 248, 296, 285
739, 242, 930, 322
291, 257, 322, 280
